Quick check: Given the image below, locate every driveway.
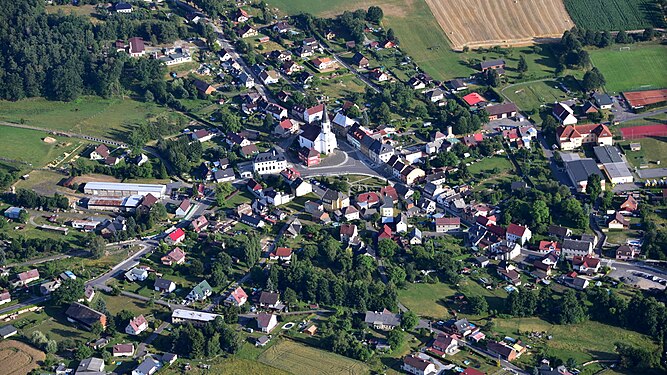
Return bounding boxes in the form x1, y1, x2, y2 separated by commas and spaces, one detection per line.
135, 321, 171, 358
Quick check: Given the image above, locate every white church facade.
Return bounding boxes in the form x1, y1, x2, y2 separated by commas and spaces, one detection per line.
298, 106, 338, 155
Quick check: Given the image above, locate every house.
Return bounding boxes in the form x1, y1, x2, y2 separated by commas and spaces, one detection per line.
125, 315, 148, 335
171, 309, 220, 326
237, 25, 258, 38
368, 140, 395, 164
76, 358, 105, 375
474, 256, 489, 267
161, 247, 186, 266
90, 144, 110, 160
273, 21, 291, 33
0, 325, 18, 339
403, 355, 437, 375
487, 341, 520, 361
463, 92, 487, 106
256, 313, 278, 333
302, 103, 325, 123
341, 205, 360, 221
298, 147, 320, 167
193, 79, 215, 95
538, 241, 561, 255
12, 269, 40, 287
480, 59, 505, 72
187, 280, 213, 301
432, 333, 459, 355
620, 195, 638, 213
564, 158, 606, 192
451, 318, 476, 336
364, 309, 401, 330
225, 286, 248, 307
370, 69, 389, 82
275, 118, 297, 136
191, 215, 209, 233
284, 217, 302, 238
556, 124, 613, 150
66, 302, 107, 329
269, 247, 293, 262
132, 358, 160, 375
154, 278, 176, 293
427, 89, 445, 103
115, 2, 133, 13
296, 45, 315, 59
322, 189, 350, 211
191, 129, 214, 142
446, 79, 468, 92
340, 223, 358, 243
561, 238, 594, 259
497, 263, 522, 285
291, 178, 312, 197
607, 212, 629, 229
486, 103, 519, 120
79, 286, 95, 303
240, 214, 265, 228
311, 57, 335, 71
352, 52, 369, 68
259, 69, 280, 85
254, 149, 287, 175
506, 223, 532, 245
553, 102, 578, 125
238, 72, 255, 88
548, 225, 572, 239
162, 353, 178, 366
593, 92, 613, 110
40, 280, 62, 295
616, 245, 638, 260
435, 217, 460, 232
175, 199, 191, 217
258, 291, 282, 310
572, 255, 601, 274
233, 8, 249, 23
0, 290, 11, 305
490, 240, 521, 261
3, 206, 24, 220
113, 343, 135, 357
408, 77, 426, 90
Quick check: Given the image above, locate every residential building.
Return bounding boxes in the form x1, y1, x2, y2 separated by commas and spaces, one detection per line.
487, 341, 520, 362
161, 247, 186, 266
572, 255, 601, 274
191, 215, 209, 233
607, 212, 629, 229
352, 52, 369, 68
12, 269, 40, 287
269, 247, 293, 262
125, 315, 148, 335
171, 309, 220, 326
322, 189, 350, 211
76, 357, 105, 375
506, 223, 532, 245
340, 223, 358, 243
256, 313, 278, 333
175, 199, 191, 217
113, 343, 135, 357
187, 280, 213, 301
486, 103, 519, 120
480, 59, 505, 72
90, 144, 110, 160
225, 286, 248, 307
553, 102, 578, 125
0, 290, 11, 305
165, 228, 186, 244
253, 149, 287, 175
258, 291, 282, 310
65, 302, 107, 329
561, 238, 594, 258
364, 309, 401, 330
435, 217, 460, 232
616, 245, 638, 260
154, 278, 176, 293
403, 355, 437, 375
432, 334, 459, 355
556, 124, 613, 150
132, 358, 160, 375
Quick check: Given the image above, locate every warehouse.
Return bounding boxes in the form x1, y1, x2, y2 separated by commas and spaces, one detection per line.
87, 195, 143, 212
593, 146, 634, 184
84, 182, 167, 198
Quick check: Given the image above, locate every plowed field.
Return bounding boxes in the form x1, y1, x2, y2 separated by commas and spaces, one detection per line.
0, 340, 45, 375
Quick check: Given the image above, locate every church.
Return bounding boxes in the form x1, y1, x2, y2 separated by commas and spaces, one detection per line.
298, 105, 338, 155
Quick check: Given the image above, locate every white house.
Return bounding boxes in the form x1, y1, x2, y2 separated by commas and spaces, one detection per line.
125, 268, 148, 282
253, 149, 287, 175
125, 315, 148, 335
256, 313, 278, 333
553, 102, 578, 125
403, 355, 437, 375
506, 223, 532, 245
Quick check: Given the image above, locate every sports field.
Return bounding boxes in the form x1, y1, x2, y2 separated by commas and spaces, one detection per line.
0, 96, 185, 141
258, 339, 370, 375
589, 44, 667, 93
425, 0, 572, 49
0, 126, 80, 167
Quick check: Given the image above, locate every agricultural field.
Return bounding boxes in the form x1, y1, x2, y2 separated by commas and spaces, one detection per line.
425, 0, 572, 49
564, 0, 664, 31
0, 96, 187, 141
258, 339, 371, 375
162, 358, 289, 375
589, 43, 667, 93
0, 340, 46, 375
491, 317, 661, 368
0, 126, 81, 167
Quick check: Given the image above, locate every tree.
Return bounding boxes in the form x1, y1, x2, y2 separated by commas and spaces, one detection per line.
190, 259, 204, 276
91, 321, 104, 336
555, 289, 587, 324
52, 278, 85, 305
45, 340, 58, 354
215, 182, 235, 206
206, 332, 222, 357
377, 238, 398, 258
89, 236, 106, 259
601, 190, 614, 211
386, 329, 405, 350
51, 61, 83, 101
586, 173, 602, 203
366, 6, 384, 23
211, 262, 227, 287
642, 27, 655, 41
531, 199, 551, 232
76, 345, 93, 360
401, 311, 419, 330
581, 68, 606, 91
468, 295, 489, 315
18, 210, 29, 224
517, 55, 528, 73
374, 102, 392, 123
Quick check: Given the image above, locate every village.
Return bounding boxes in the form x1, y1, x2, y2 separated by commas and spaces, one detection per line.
0, 1, 666, 375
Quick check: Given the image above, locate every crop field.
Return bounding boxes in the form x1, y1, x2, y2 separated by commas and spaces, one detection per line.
425, 0, 573, 49
0, 126, 80, 167
0, 96, 186, 141
258, 339, 370, 375
589, 44, 667, 93
564, 0, 664, 31
0, 340, 45, 375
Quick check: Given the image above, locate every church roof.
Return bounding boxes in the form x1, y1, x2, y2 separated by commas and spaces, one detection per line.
300, 124, 321, 142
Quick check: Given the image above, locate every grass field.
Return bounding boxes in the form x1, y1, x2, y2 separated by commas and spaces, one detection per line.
492, 317, 660, 366
564, 0, 664, 31
0, 127, 81, 167
0, 96, 186, 141
426, 0, 572, 49
468, 156, 514, 175
620, 137, 667, 169
258, 339, 370, 375
502, 80, 573, 114
0, 340, 46, 375
589, 44, 667, 93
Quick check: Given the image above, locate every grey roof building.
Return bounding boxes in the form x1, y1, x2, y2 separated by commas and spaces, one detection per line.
364, 309, 401, 330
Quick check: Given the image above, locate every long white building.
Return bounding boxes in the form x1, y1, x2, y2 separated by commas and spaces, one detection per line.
84, 182, 167, 198
171, 309, 220, 327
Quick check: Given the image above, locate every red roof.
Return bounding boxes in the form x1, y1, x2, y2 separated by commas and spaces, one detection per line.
165, 247, 185, 262
557, 124, 612, 140
305, 103, 324, 115
436, 217, 460, 226
271, 247, 292, 257
507, 223, 528, 237
357, 192, 381, 205
168, 228, 185, 242
623, 89, 667, 108
129, 315, 147, 331
230, 287, 248, 303
463, 92, 487, 106
572, 255, 600, 268
379, 186, 398, 200
18, 269, 40, 281
463, 368, 486, 375
378, 224, 392, 239
538, 240, 560, 252
279, 119, 293, 129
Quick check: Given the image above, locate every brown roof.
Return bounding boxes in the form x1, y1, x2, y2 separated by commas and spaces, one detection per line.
436, 217, 460, 226
340, 223, 357, 236
403, 355, 432, 371
141, 193, 158, 207
18, 269, 40, 281
113, 343, 134, 354
506, 223, 528, 237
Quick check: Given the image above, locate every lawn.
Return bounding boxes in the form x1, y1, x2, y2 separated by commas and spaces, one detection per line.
619, 137, 667, 169
0, 127, 81, 167
589, 43, 667, 93
161, 357, 289, 375
501, 80, 573, 115
0, 96, 187, 141
492, 317, 660, 367
314, 73, 366, 99
468, 156, 514, 175
258, 339, 370, 375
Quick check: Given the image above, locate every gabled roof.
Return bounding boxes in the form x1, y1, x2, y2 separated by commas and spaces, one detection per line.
229, 287, 248, 303
256, 313, 276, 328
271, 247, 292, 257
154, 277, 175, 290
128, 315, 148, 331
259, 291, 280, 305
168, 228, 185, 241
506, 223, 528, 237
572, 255, 600, 268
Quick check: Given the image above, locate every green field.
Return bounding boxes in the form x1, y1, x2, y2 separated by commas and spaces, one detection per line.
258, 339, 370, 375
589, 44, 667, 93
0, 96, 186, 141
620, 137, 667, 169
468, 156, 514, 175
564, 0, 664, 31
502, 80, 573, 115
493, 317, 660, 367
0, 126, 80, 167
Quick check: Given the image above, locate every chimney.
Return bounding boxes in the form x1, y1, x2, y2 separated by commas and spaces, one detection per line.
447, 125, 454, 138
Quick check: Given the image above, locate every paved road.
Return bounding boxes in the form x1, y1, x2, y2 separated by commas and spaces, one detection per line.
135, 321, 170, 359
0, 296, 49, 315
86, 241, 153, 292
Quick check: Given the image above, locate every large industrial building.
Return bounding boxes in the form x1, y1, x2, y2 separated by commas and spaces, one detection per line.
84, 182, 167, 198
593, 146, 634, 184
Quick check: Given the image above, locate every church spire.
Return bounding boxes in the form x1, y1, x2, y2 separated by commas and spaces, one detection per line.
321, 104, 331, 133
